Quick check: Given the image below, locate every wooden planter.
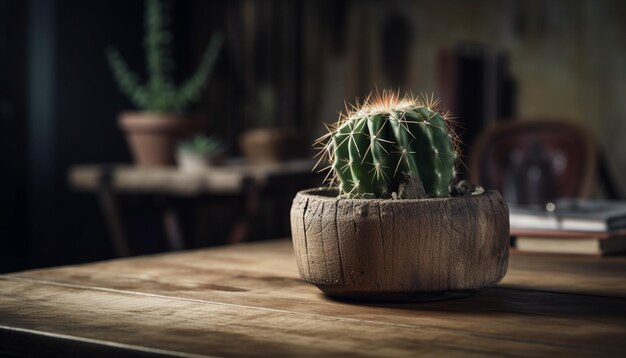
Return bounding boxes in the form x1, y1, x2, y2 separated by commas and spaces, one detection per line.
290, 188, 509, 301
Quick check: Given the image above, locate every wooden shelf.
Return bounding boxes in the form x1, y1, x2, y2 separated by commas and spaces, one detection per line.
68, 159, 314, 196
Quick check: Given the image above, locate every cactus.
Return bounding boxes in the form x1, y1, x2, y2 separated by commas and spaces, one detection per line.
315, 90, 460, 198
106, 0, 223, 112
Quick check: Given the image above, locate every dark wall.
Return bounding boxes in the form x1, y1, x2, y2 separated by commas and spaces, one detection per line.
23, 0, 144, 270
0, 0, 28, 272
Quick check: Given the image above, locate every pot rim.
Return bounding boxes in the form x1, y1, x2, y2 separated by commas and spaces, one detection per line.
118, 111, 207, 132
295, 187, 498, 204
119, 110, 186, 118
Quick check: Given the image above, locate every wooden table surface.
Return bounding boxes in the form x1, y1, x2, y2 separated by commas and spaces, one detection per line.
1, 240, 625, 357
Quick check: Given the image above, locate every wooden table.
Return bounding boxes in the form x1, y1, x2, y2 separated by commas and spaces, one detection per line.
1, 240, 625, 357
67, 160, 315, 256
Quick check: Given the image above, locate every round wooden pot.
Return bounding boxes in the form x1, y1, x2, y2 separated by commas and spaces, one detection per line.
119, 112, 207, 166
290, 188, 509, 302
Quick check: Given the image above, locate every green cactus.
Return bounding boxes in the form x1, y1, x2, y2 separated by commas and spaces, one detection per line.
106, 0, 223, 112
316, 90, 460, 198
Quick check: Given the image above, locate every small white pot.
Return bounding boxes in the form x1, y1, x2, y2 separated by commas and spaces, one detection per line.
176, 150, 216, 172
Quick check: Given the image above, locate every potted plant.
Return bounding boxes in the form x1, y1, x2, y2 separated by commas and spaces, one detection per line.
290, 90, 509, 302
176, 135, 223, 172
239, 85, 304, 164
107, 0, 222, 166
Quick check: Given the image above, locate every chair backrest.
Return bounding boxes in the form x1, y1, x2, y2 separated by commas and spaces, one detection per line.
469, 120, 597, 205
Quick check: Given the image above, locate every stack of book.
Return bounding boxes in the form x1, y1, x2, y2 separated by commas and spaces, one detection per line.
509, 198, 626, 255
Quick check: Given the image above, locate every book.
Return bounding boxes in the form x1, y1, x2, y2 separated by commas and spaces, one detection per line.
515, 235, 626, 255
509, 198, 626, 232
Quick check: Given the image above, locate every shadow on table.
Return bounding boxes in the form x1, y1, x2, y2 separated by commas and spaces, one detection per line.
323, 286, 626, 322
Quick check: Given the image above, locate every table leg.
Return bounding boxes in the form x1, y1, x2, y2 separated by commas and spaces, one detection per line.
227, 179, 259, 244
97, 168, 130, 257
163, 208, 185, 251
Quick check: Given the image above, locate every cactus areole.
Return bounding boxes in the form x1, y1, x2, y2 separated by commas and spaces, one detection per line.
315, 90, 460, 199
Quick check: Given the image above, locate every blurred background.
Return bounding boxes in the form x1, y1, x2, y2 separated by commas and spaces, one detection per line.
1, 0, 625, 272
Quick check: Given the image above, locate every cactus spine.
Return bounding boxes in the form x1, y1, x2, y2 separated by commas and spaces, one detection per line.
316, 90, 460, 198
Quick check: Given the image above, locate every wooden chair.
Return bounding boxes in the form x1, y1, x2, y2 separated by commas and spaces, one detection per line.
469, 120, 597, 205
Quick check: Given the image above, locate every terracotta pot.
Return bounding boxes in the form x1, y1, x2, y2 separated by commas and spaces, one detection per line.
239, 128, 304, 164
290, 188, 509, 302
118, 112, 207, 166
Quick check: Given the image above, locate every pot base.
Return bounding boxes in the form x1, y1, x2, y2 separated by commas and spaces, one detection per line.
318, 286, 480, 303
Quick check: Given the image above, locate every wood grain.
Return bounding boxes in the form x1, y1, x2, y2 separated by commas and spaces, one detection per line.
1, 240, 626, 357
290, 189, 510, 300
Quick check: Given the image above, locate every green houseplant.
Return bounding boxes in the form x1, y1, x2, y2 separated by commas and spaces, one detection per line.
176, 135, 223, 172
107, 0, 222, 166
290, 90, 509, 301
